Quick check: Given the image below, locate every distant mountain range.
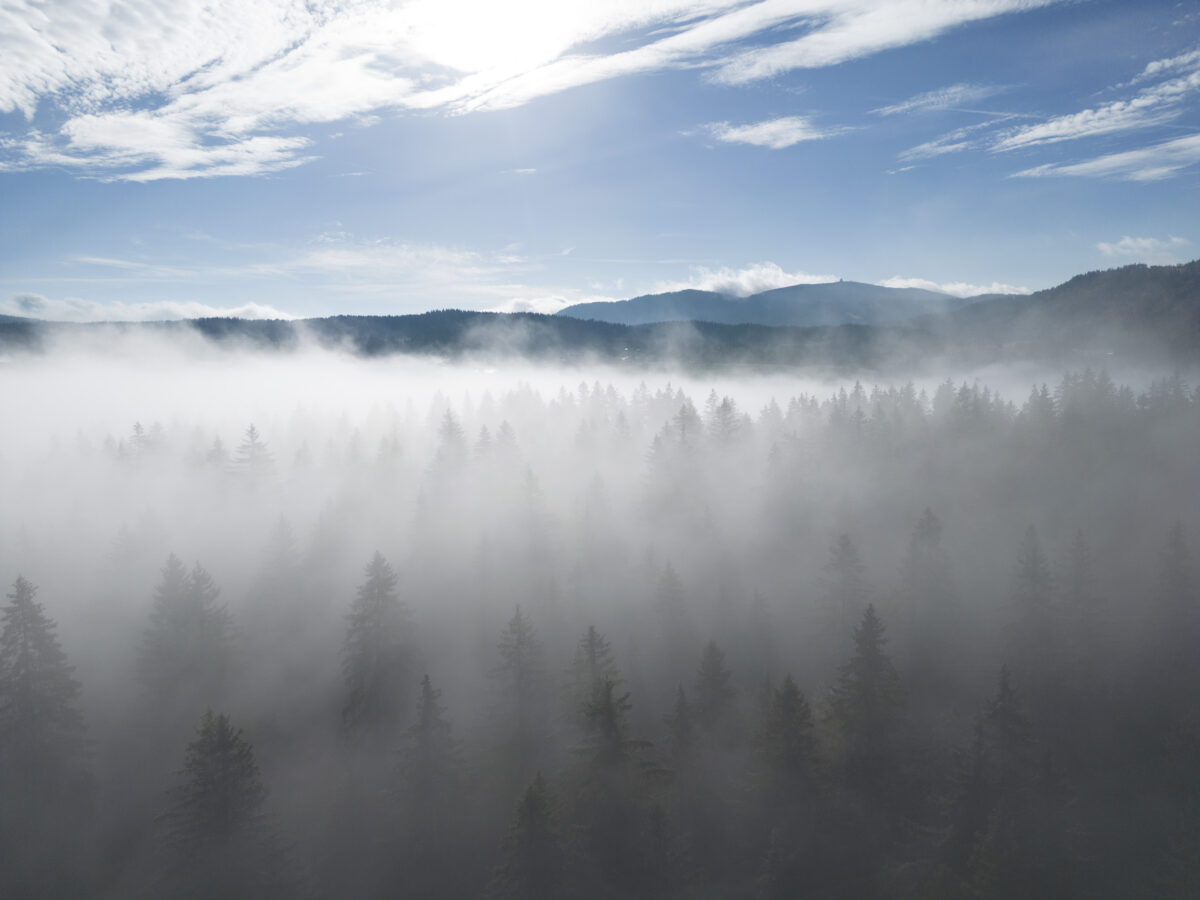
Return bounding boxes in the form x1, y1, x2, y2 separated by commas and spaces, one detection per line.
557, 280, 980, 327
2, 261, 1197, 371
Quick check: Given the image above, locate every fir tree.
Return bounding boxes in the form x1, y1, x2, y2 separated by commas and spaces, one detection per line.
139, 556, 232, 718
0, 576, 92, 898
493, 605, 546, 781
566, 625, 620, 737
234, 424, 273, 478
826, 604, 902, 798
693, 640, 736, 743
341, 552, 411, 740
157, 710, 294, 899
491, 773, 566, 900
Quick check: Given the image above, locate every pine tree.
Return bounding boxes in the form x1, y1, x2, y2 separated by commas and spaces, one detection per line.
493, 605, 546, 781
826, 604, 902, 798
825, 533, 867, 641
1008, 527, 1060, 726
901, 508, 958, 700
341, 552, 411, 740
566, 625, 620, 737
491, 773, 566, 900
664, 685, 695, 764
0, 576, 91, 898
398, 674, 463, 815
757, 675, 815, 782
139, 556, 232, 718
693, 640, 735, 742
395, 674, 473, 898
234, 424, 273, 478
157, 710, 294, 899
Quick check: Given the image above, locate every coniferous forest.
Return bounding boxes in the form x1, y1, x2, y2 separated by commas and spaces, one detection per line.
2, 349, 1199, 899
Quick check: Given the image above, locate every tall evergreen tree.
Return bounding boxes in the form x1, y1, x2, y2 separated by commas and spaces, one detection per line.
826, 604, 902, 799
825, 533, 868, 645
491, 773, 566, 900
395, 674, 475, 899
341, 552, 412, 740
493, 605, 547, 782
156, 710, 294, 899
566, 625, 620, 738
139, 556, 232, 718
0, 576, 92, 899
693, 640, 736, 743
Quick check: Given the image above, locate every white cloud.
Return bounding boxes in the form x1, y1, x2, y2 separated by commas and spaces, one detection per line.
2, 293, 292, 323
1012, 132, 1200, 181
654, 262, 837, 296
898, 124, 984, 161
993, 70, 1200, 151
706, 115, 846, 149
879, 276, 1029, 297
712, 0, 1057, 84
1096, 235, 1189, 264
1129, 46, 1200, 84
873, 82, 1002, 116
0, 0, 1061, 180
488, 293, 622, 315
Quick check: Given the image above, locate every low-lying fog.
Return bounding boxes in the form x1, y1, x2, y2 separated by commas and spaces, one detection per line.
2, 332, 1198, 898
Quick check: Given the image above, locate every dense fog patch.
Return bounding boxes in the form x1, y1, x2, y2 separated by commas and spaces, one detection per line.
1, 334, 1199, 897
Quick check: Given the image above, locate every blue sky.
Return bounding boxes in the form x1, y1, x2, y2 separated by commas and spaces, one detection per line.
1, 0, 1198, 321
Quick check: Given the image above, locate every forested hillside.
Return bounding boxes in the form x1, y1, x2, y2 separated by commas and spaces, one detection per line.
3, 364, 1198, 898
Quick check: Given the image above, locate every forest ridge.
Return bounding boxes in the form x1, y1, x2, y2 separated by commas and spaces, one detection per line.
2, 366, 1199, 897
2, 259, 1199, 368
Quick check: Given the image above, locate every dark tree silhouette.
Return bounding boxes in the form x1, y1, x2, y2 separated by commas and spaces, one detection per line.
157, 710, 294, 899
0, 576, 91, 898
491, 773, 566, 900
693, 640, 736, 742
826, 604, 902, 799
341, 552, 411, 740
493, 605, 547, 782
139, 555, 232, 719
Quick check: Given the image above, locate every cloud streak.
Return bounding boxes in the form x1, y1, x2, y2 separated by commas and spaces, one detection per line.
0, 0, 1061, 180
2, 293, 293, 323
879, 276, 1028, 297
706, 115, 846, 149
874, 82, 1003, 116
1011, 133, 1200, 181
654, 261, 838, 296
1096, 235, 1189, 264
993, 70, 1200, 151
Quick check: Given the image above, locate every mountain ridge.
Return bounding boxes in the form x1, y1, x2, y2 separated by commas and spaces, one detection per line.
1, 260, 1196, 371
556, 279, 977, 327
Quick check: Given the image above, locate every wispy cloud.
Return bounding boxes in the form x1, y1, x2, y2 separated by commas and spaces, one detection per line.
993, 69, 1200, 151
873, 82, 1003, 116
1, 293, 292, 323
1012, 132, 1200, 181
0, 0, 1061, 180
711, 0, 1057, 84
879, 276, 1029, 297
1128, 46, 1200, 84
653, 262, 837, 296
1096, 235, 1189, 264
706, 115, 846, 149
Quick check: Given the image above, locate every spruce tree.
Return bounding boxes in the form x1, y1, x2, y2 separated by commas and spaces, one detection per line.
493, 605, 546, 781
139, 555, 232, 718
693, 640, 736, 743
566, 625, 620, 738
341, 552, 411, 740
0, 576, 91, 898
157, 710, 294, 899
491, 773, 565, 900
826, 604, 902, 798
